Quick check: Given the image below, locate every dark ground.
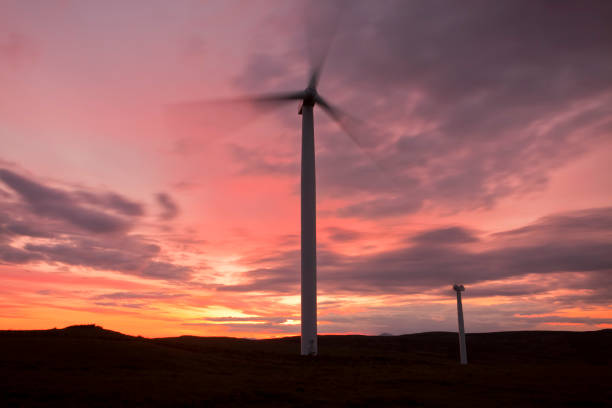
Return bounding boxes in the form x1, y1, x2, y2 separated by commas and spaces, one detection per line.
1, 325, 610, 407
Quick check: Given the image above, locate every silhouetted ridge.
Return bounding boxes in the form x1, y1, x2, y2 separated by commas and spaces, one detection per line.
57, 324, 131, 339
0, 324, 131, 340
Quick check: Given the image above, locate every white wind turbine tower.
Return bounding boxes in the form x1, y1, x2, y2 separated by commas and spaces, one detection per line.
453, 284, 468, 364
171, 7, 373, 356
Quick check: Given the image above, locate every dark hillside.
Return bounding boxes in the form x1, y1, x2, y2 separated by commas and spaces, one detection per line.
1, 326, 610, 407
1, 324, 131, 340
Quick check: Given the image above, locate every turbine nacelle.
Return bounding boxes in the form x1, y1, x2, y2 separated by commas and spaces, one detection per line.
298, 86, 318, 114
303, 86, 318, 105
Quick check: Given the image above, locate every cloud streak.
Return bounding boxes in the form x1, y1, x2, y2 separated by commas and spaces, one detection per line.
221, 207, 612, 301
0, 167, 191, 281
0, 169, 136, 233
156, 193, 179, 220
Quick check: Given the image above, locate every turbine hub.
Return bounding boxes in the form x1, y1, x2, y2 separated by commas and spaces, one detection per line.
303, 86, 317, 106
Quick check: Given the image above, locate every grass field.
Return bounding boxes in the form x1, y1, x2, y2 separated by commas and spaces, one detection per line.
1, 325, 610, 407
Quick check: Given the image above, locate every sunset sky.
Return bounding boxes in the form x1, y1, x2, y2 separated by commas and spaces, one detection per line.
1, 0, 611, 338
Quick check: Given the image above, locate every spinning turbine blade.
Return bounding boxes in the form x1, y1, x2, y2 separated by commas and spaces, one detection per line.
166, 90, 305, 137
315, 95, 370, 149
305, 1, 346, 89
315, 95, 392, 179
169, 90, 306, 111
249, 90, 308, 103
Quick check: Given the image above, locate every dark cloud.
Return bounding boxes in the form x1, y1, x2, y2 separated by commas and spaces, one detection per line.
0, 244, 44, 264
156, 192, 179, 220
94, 291, 184, 300
94, 302, 144, 309
142, 261, 191, 280
218, 266, 298, 294
433, 271, 612, 305
323, 237, 612, 295
22, 238, 191, 281
495, 207, 612, 239
336, 195, 423, 218
24, 238, 159, 272
558, 271, 612, 306
453, 284, 550, 299
220, 207, 612, 301
203, 316, 290, 324
412, 227, 479, 245
4, 221, 54, 238
233, 0, 612, 218
326, 227, 362, 242
0, 169, 134, 233
0, 167, 192, 281
514, 315, 612, 326
76, 191, 144, 217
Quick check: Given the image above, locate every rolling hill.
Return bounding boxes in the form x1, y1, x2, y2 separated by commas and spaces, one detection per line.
1, 325, 610, 407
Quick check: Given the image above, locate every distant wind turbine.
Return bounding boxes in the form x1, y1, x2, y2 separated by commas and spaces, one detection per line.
453, 284, 468, 364
171, 10, 374, 356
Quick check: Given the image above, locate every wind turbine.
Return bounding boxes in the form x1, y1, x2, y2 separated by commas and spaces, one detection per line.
453, 284, 468, 364
253, 73, 363, 356
171, 21, 370, 357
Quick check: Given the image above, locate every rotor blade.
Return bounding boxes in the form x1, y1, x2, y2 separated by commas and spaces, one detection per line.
165, 90, 305, 138
249, 90, 307, 103
169, 90, 306, 111
316, 95, 379, 151
305, 1, 346, 88
316, 95, 396, 182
